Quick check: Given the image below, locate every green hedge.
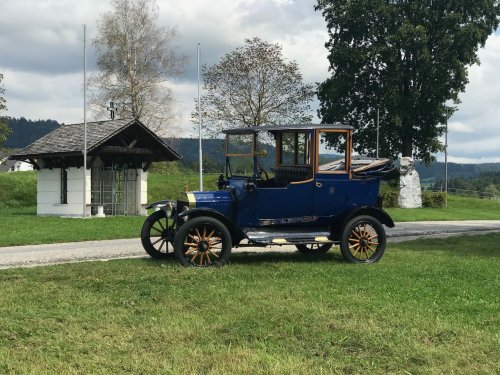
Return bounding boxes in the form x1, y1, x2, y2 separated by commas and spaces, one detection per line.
379, 190, 400, 208
422, 191, 447, 208
380, 190, 447, 208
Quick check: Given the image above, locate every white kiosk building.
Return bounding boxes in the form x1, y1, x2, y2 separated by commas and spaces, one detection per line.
9, 118, 180, 217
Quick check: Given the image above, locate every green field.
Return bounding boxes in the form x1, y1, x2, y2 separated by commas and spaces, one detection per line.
386, 194, 500, 221
0, 171, 499, 247
0, 173, 217, 247
0, 234, 498, 374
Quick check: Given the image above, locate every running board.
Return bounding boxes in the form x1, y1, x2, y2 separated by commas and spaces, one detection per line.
244, 228, 332, 246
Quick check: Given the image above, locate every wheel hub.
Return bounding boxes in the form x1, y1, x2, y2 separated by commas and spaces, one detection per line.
198, 241, 209, 252
163, 229, 175, 242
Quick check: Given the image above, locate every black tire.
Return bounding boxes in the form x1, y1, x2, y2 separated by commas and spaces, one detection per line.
296, 243, 333, 255
141, 210, 175, 259
340, 215, 386, 263
174, 216, 232, 267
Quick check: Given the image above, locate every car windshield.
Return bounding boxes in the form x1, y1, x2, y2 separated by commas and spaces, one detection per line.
225, 134, 254, 177
225, 132, 276, 178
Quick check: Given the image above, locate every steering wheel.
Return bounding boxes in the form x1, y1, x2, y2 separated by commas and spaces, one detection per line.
257, 162, 269, 180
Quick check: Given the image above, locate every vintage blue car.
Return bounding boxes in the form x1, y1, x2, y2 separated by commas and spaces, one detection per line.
141, 124, 397, 267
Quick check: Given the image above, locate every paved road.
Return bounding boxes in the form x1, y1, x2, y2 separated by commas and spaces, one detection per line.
1, 220, 499, 270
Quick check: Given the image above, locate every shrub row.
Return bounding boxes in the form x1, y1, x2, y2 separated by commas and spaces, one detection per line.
380, 190, 447, 208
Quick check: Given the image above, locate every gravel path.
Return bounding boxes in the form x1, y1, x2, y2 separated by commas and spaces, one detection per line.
1, 220, 499, 270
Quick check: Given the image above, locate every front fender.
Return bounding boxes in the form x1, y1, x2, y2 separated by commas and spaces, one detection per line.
178, 208, 245, 246
145, 200, 176, 210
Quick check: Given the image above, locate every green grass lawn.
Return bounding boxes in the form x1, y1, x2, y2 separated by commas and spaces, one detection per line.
0, 173, 218, 247
0, 234, 498, 374
386, 194, 500, 221
0, 172, 499, 247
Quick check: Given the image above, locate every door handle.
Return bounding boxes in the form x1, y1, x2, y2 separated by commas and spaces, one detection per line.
315, 182, 322, 188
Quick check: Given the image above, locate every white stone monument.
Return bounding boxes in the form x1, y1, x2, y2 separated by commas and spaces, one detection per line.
398, 157, 422, 208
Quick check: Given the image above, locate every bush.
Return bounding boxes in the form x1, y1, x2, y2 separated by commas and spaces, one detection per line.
380, 190, 399, 208
148, 161, 182, 175
422, 191, 447, 208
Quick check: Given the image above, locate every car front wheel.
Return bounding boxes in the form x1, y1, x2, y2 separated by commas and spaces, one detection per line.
174, 216, 232, 267
141, 210, 175, 259
340, 215, 386, 263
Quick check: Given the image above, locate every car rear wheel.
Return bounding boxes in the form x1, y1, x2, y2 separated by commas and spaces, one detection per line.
141, 210, 175, 259
340, 215, 386, 263
295, 243, 333, 255
174, 216, 232, 267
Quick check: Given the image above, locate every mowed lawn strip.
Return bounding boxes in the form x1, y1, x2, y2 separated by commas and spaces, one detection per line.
1, 172, 499, 247
0, 234, 498, 374
0, 174, 218, 247
386, 194, 500, 221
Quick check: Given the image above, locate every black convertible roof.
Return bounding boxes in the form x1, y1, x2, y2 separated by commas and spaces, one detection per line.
222, 123, 353, 135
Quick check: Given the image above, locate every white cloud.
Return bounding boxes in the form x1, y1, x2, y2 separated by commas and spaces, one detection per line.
448, 121, 474, 133
1, 0, 499, 163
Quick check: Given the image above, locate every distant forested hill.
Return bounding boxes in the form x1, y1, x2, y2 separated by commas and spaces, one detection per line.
416, 161, 500, 184
4, 117, 499, 182
5, 117, 60, 148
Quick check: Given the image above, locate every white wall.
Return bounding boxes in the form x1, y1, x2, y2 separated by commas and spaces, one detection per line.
11, 161, 33, 172
137, 169, 148, 216
37, 167, 91, 217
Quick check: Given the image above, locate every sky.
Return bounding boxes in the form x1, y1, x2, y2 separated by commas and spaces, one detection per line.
0, 0, 499, 163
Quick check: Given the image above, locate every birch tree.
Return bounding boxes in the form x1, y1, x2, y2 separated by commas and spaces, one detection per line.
197, 38, 315, 136
90, 0, 185, 134
0, 74, 10, 150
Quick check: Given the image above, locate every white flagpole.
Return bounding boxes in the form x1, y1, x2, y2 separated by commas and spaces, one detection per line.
83, 24, 88, 218
198, 43, 203, 191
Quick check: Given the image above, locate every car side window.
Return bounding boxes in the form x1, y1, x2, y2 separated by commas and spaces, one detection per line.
317, 131, 348, 173
279, 132, 311, 166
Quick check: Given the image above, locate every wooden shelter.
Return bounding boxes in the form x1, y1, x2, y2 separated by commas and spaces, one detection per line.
9, 118, 181, 217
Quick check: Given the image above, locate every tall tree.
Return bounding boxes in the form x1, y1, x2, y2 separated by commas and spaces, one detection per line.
197, 37, 315, 136
316, 0, 500, 163
0, 74, 10, 151
90, 0, 185, 134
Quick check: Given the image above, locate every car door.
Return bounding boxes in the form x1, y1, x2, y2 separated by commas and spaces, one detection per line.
255, 181, 315, 224
313, 130, 352, 218
254, 130, 315, 225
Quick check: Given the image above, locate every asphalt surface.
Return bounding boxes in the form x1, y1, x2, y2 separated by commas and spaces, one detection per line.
1, 220, 499, 270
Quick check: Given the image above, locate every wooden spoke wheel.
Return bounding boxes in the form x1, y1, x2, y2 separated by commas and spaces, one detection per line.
296, 243, 333, 255
174, 216, 232, 267
340, 215, 386, 263
141, 210, 176, 259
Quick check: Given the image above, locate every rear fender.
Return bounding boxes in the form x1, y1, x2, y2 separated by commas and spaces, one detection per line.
330, 206, 395, 241
178, 208, 246, 245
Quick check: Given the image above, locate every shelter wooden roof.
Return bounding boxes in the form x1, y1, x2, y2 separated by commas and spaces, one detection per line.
9, 118, 181, 162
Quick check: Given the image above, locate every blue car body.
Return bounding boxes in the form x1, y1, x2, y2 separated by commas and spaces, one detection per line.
165, 124, 397, 245
142, 123, 398, 266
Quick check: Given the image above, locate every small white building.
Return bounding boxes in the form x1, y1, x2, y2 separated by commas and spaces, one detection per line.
9, 118, 181, 217
0, 159, 34, 173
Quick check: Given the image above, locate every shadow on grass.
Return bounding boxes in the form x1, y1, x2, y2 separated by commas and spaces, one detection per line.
230, 251, 344, 265
2, 207, 37, 216
138, 250, 345, 267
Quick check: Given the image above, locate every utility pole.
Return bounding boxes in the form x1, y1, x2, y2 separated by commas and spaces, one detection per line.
445, 109, 449, 208
197, 43, 203, 191
82, 24, 88, 218
376, 108, 380, 159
